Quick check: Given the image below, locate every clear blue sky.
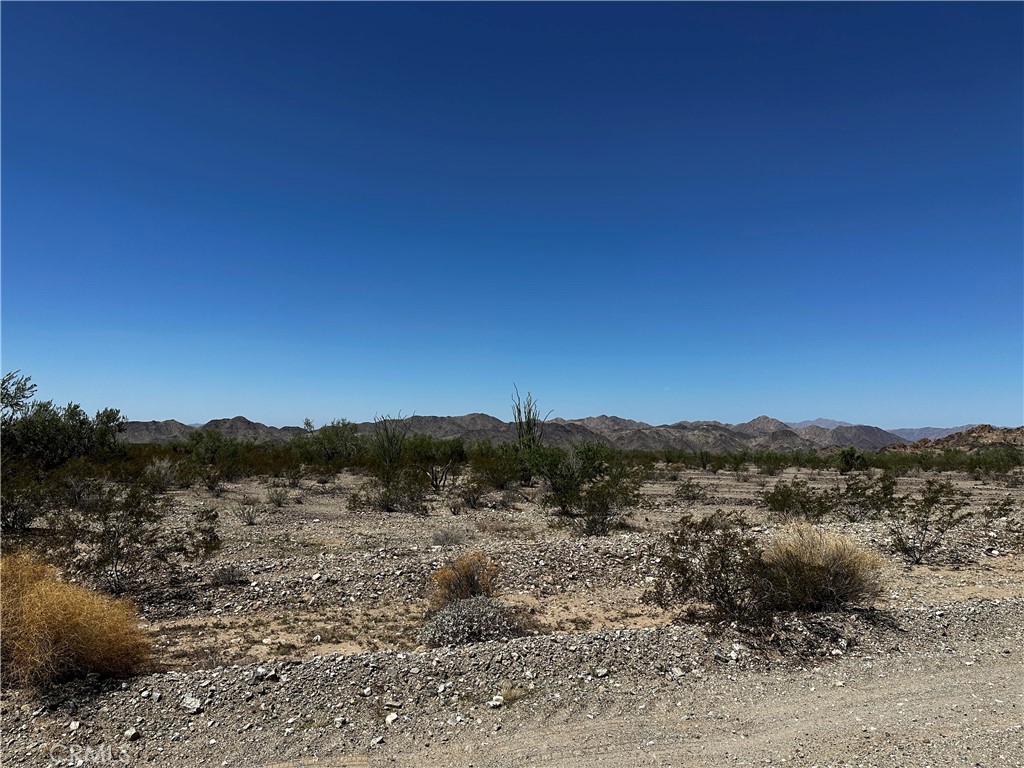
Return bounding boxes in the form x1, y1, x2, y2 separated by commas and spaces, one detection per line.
3, 3, 1022, 429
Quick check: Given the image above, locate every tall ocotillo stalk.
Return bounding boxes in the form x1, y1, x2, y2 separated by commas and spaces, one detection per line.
371, 413, 410, 488
511, 386, 550, 485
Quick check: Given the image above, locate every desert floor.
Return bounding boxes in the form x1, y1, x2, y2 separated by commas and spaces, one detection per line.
3, 467, 1022, 767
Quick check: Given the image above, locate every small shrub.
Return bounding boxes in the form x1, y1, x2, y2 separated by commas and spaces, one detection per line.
351, 468, 430, 514
1, 553, 152, 687
760, 524, 885, 611
575, 463, 644, 535
468, 445, 521, 491
266, 487, 289, 508
495, 488, 523, 511
889, 480, 973, 564
646, 511, 765, 622
1001, 471, 1023, 489
292, 418, 360, 466
444, 493, 467, 515
761, 479, 832, 522
201, 467, 223, 496
431, 527, 467, 548
142, 458, 175, 493
0, 476, 48, 533
648, 514, 885, 622
209, 564, 250, 587
183, 506, 222, 563
48, 482, 168, 594
420, 596, 527, 647
835, 473, 901, 522
981, 494, 1017, 522
285, 465, 304, 488
835, 447, 868, 474
673, 478, 709, 505
233, 497, 265, 526
499, 684, 530, 706
454, 473, 487, 509
173, 460, 198, 489
537, 443, 645, 535
428, 550, 499, 613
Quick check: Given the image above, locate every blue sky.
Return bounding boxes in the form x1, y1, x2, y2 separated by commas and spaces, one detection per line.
3, 3, 1021, 429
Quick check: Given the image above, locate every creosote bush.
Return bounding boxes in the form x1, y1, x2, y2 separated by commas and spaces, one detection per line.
537, 442, 645, 535
889, 479, 973, 564
673, 477, 710, 505
142, 458, 176, 493
428, 550, 500, 614
647, 511, 765, 621
835, 473, 900, 522
1, 553, 152, 687
47, 481, 169, 594
761, 479, 832, 522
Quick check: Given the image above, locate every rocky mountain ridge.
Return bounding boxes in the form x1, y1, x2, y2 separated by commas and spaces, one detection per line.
117, 413, 956, 452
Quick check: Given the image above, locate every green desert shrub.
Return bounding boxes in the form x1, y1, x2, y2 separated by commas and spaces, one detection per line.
673, 477, 710, 504
537, 443, 645, 535
647, 511, 766, 622
1, 371, 125, 532
292, 418, 361, 467
142, 457, 176, 493
47, 482, 170, 594
761, 479, 832, 521
834, 447, 868, 474
888, 479, 973, 564
348, 414, 430, 513
406, 434, 466, 491
350, 467, 430, 515
266, 487, 289, 508
835, 472, 900, 522
467, 443, 522, 492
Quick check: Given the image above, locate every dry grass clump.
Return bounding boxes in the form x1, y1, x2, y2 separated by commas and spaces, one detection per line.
428, 550, 499, 613
1, 553, 152, 687
761, 524, 885, 611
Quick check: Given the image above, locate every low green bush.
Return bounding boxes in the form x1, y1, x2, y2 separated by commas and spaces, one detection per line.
761, 479, 832, 521
888, 479, 973, 564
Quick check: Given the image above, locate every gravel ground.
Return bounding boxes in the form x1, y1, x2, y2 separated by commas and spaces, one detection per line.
2, 468, 1022, 767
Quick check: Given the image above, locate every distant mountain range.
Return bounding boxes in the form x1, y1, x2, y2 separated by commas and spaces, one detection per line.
785, 419, 979, 442
118, 414, 1002, 453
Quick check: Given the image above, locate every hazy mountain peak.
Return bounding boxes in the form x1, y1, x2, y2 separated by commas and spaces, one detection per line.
787, 418, 855, 430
